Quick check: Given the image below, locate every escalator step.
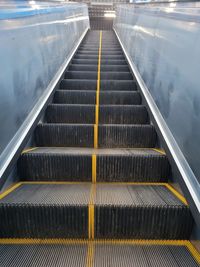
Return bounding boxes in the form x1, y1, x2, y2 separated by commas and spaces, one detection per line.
95, 184, 193, 239
76, 51, 123, 56
68, 64, 130, 72
18, 148, 170, 182
0, 243, 198, 267
100, 91, 141, 105
54, 90, 96, 104
94, 243, 198, 267
60, 79, 137, 91
35, 124, 94, 147
99, 105, 148, 124
74, 54, 125, 60
100, 72, 132, 80
46, 104, 95, 124
71, 59, 127, 65
54, 90, 141, 105
65, 71, 97, 80
0, 184, 193, 239
65, 71, 133, 80
98, 125, 156, 148
35, 124, 156, 148
46, 104, 148, 124
100, 80, 136, 90
0, 184, 90, 238
0, 243, 87, 267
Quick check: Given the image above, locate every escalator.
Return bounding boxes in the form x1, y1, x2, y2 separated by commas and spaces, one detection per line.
0, 30, 199, 266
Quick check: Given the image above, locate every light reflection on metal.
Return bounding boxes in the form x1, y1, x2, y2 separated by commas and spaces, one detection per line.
114, 2, 200, 214
0, 1, 89, 178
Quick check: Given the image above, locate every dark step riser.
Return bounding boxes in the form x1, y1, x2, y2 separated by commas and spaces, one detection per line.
65, 72, 132, 80
35, 125, 157, 148
0, 205, 192, 239
54, 91, 141, 105
76, 52, 123, 56
19, 154, 170, 182
80, 45, 120, 48
68, 65, 129, 72
95, 206, 193, 239
46, 105, 148, 124
74, 55, 125, 60
60, 80, 136, 91
72, 59, 127, 65
79, 48, 122, 52
0, 205, 88, 238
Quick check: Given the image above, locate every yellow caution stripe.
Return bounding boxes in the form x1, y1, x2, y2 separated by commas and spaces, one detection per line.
0, 182, 22, 200
88, 184, 95, 240
165, 184, 188, 205
92, 154, 97, 184
22, 147, 38, 154
153, 148, 166, 155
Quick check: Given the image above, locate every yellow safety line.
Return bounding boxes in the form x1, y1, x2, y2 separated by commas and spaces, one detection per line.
94, 123, 98, 149
88, 184, 95, 240
153, 148, 166, 155
0, 238, 196, 247
21, 147, 38, 154
86, 243, 94, 267
21, 181, 91, 185
94, 30, 102, 149
0, 182, 22, 200
92, 155, 97, 184
97, 31, 102, 93
165, 184, 188, 205
186, 241, 200, 264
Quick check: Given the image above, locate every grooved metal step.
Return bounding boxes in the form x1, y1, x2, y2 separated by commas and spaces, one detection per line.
54, 90, 141, 105
94, 243, 199, 267
65, 71, 132, 80
35, 124, 157, 148
77, 52, 123, 56
0, 242, 198, 267
74, 54, 125, 60
71, 59, 127, 65
18, 148, 170, 182
60, 79, 137, 91
46, 104, 148, 124
68, 64, 129, 72
0, 184, 193, 239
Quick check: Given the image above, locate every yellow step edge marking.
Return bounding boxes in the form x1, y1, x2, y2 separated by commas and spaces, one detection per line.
13, 181, 169, 186
0, 182, 22, 200
165, 184, 188, 205
0, 238, 197, 247
86, 243, 94, 267
186, 241, 200, 264
88, 184, 95, 240
22, 147, 38, 154
21, 181, 92, 185
92, 154, 97, 184
97, 31, 102, 93
153, 148, 166, 155
94, 30, 102, 149
88, 205, 95, 240
94, 124, 98, 149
